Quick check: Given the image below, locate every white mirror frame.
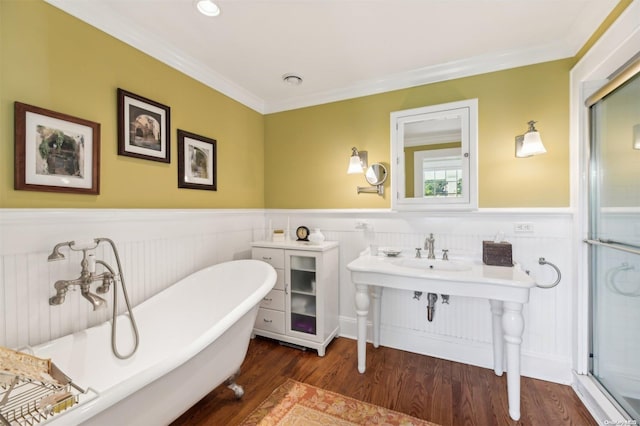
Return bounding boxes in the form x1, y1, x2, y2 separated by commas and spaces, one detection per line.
390, 98, 478, 211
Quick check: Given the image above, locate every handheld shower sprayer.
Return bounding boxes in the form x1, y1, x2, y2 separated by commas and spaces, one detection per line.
47, 239, 100, 262
47, 241, 73, 261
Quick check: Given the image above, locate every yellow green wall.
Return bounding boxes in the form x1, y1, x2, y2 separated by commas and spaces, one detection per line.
1, 0, 264, 208
265, 59, 571, 208
2, 1, 575, 210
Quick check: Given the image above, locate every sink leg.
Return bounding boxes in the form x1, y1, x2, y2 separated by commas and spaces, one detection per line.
355, 283, 370, 373
503, 301, 524, 421
489, 299, 504, 376
371, 286, 382, 348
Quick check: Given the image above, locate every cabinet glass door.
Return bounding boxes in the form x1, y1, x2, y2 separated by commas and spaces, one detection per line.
289, 254, 317, 335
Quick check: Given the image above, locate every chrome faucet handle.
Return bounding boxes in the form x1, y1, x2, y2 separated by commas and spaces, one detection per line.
442, 249, 449, 261
415, 248, 422, 258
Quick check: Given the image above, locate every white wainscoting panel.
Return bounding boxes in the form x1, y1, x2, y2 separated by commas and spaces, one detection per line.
0, 209, 265, 350
2, 208, 575, 385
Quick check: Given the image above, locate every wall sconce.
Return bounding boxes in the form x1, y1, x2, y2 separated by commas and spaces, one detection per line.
634, 124, 640, 150
347, 147, 368, 174
515, 120, 547, 157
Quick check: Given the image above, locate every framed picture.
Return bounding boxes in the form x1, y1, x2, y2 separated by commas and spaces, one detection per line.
117, 88, 170, 163
14, 102, 100, 195
177, 129, 217, 191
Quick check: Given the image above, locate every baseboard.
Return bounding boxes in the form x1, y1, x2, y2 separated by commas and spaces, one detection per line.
339, 316, 571, 384
572, 372, 628, 424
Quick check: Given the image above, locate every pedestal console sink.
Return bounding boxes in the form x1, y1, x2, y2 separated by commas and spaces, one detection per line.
347, 248, 535, 421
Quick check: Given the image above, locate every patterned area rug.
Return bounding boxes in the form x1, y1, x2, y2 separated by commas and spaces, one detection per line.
239, 379, 438, 425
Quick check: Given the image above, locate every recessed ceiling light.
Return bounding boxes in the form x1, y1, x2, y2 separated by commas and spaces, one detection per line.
196, 0, 221, 17
282, 73, 303, 86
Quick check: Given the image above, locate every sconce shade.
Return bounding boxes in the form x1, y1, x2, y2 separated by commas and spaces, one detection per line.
347, 147, 368, 174
348, 156, 363, 174
634, 124, 640, 150
515, 120, 547, 157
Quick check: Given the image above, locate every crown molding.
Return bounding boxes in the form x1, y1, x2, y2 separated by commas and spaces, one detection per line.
46, 0, 574, 115
264, 42, 573, 113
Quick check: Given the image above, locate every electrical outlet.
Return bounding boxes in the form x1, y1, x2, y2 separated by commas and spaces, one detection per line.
514, 222, 534, 233
355, 220, 370, 230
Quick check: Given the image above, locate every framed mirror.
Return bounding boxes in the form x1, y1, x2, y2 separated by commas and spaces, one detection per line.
390, 99, 478, 211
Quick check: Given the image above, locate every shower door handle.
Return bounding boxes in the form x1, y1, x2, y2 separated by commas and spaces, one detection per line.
585, 239, 640, 256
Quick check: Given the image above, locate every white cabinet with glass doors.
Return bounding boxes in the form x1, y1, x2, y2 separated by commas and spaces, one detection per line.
251, 240, 339, 356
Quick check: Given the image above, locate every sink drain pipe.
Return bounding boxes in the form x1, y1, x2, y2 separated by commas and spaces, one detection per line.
427, 292, 438, 321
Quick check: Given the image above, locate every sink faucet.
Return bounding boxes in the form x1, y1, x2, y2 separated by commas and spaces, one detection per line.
424, 233, 435, 259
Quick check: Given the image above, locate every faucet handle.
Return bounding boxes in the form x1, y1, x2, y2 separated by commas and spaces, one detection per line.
415, 248, 422, 258
442, 249, 449, 261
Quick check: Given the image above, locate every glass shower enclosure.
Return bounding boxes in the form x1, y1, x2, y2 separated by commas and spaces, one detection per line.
587, 57, 640, 421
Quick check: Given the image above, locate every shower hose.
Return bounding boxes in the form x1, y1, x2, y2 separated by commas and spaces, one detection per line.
96, 238, 140, 359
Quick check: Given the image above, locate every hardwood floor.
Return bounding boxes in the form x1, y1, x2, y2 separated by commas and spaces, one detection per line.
171, 337, 596, 426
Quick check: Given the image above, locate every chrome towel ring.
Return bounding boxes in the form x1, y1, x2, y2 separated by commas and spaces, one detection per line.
531, 257, 561, 289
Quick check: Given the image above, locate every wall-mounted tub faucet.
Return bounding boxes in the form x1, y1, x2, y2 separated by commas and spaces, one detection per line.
47, 238, 140, 359
48, 240, 113, 311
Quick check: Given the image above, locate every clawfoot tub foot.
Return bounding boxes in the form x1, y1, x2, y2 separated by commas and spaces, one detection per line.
225, 373, 244, 399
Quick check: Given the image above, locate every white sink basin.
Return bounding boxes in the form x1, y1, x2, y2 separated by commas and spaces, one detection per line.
348, 249, 535, 296
393, 257, 472, 271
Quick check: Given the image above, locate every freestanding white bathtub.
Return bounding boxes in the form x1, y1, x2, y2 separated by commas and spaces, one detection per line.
30, 259, 276, 425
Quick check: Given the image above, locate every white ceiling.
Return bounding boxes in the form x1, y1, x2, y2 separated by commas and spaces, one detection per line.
45, 0, 619, 114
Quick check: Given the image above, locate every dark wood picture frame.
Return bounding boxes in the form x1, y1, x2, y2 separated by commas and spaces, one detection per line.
14, 102, 100, 195
117, 88, 170, 163
177, 129, 217, 191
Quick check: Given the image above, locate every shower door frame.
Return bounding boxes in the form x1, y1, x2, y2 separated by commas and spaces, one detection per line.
584, 59, 640, 419
571, 2, 640, 422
